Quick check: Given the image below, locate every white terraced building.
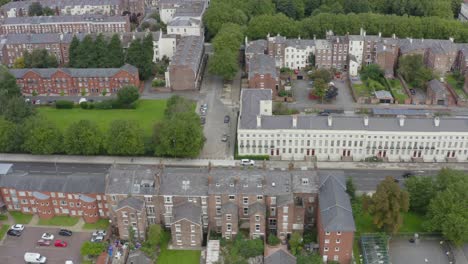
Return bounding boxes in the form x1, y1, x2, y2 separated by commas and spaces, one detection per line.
237, 89, 468, 162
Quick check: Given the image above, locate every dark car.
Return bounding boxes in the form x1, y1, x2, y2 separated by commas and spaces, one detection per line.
200, 117, 206, 125
7, 229, 22, 237
402, 172, 414, 178
59, 229, 73, 236
410, 89, 416, 95
224, 115, 230, 123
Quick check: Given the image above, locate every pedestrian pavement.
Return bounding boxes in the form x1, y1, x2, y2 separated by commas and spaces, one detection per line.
2, 153, 468, 171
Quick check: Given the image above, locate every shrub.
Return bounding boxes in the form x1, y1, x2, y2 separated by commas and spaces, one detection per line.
236, 155, 270, 160
152, 79, 166, 87
268, 234, 280, 246
94, 100, 114, 110
55, 100, 74, 109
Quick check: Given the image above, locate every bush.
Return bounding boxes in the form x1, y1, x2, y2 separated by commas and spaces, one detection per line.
235, 155, 270, 160
55, 100, 74, 109
152, 79, 166, 87
268, 234, 280, 246
94, 100, 114, 110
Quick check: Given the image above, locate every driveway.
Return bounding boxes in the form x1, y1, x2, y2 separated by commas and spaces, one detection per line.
0, 226, 92, 264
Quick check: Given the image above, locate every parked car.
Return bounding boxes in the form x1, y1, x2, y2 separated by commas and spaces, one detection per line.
92, 230, 107, 237
240, 159, 255, 166
24, 253, 46, 264
221, 134, 228, 142
59, 229, 73, 236
410, 89, 416, 95
54, 240, 68, 247
36, 239, 51, 246
200, 117, 206, 125
91, 235, 104, 242
201, 103, 208, 110
34, 99, 41, 105
7, 229, 22, 237
224, 115, 230, 123
402, 172, 414, 178
10, 224, 25, 231
41, 233, 54, 240
200, 108, 206, 116
65, 261, 74, 264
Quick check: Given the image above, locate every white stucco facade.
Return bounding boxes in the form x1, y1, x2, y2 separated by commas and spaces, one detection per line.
284, 45, 315, 70
155, 31, 177, 61
159, 7, 176, 23
167, 18, 202, 36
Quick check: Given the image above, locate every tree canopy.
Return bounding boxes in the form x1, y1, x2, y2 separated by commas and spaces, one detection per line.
22, 117, 63, 155
116, 86, 140, 107
0, 118, 16, 153
106, 120, 145, 156
398, 54, 433, 88
23, 49, 58, 68
64, 120, 103, 155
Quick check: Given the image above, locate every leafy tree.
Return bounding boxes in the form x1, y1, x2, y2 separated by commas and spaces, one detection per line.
24, 49, 58, 68
297, 253, 322, 264
246, 13, 300, 39
0, 66, 21, 99
203, 2, 248, 38
2, 96, 35, 123
94, 34, 109, 68
0, 118, 16, 153
267, 234, 280, 246
42, 6, 55, 16
13, 57, 25, 69
309, 69, 332, 83
208, 49, 239, 80
404, 176, 435, 214
64, 120, 103, 155
312, 78, 327, 102
212, 23, 244, 52
360, 64, 384, 84
398, 54, 433, 88
116, 86, 140, 107
164, 95, 194, 119
289, 232, 303, 255
22, 117, 63, 154
247, 0, 276, 17
153, 112, 204, 158
107, 34, 125, 67
28, 2, 44, 16
142, 33, 154, 63
366, 176, 409, 233
76, 35, 97, 68
276, 0, 305, 19
80, 241, 107, 257
106, 120, 145, 156
126, 39, 152, 80
425, 178, 468, 245
68, 35, 80, 67
308, 53, 315, 67
346, 177, 356, 201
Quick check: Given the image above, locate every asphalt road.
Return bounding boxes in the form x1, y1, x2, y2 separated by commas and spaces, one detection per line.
6, 162, 444, 192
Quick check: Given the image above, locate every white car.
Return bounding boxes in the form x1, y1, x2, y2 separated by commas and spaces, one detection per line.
10, 224, 25, 231
240, 159, 255, 166
91, 235, 104, 242
65, 261, 74, 264
92, 230, 107, 237
41, 233, 54, 240
24, 253, 46, 264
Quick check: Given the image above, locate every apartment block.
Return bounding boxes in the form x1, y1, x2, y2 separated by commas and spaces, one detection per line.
317, 171, 355, 264
237, 88, 468, 162
159, 0, 206, 24
248, 54, 278, 91
166, 35, 205, 91
171, 202, 203, 248
114, 197, 147, 240
0, 164, 108, 223
0, 15, 131, 35
10, 64, 140, 96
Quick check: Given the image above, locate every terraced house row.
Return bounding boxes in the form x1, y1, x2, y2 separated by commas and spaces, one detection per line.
0, 164, 355, 264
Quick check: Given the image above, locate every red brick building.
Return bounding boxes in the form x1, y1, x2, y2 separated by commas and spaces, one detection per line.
0, 164, 108, 224
171, 202, 203, 248
1, 15, 130, 35
114, 197, 147, 240
317, 171, 355, 264
248, 54, 278, 92
10, 64, 140, 96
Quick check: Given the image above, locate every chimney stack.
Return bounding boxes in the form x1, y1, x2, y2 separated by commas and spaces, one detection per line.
256, 115, 261, 128
398, 115, 405, 127
363, 115, 369, 126
392, 33, 396, 39
327, 115, 333, 127
434, 116, 440, 127
292, 115, 297, 128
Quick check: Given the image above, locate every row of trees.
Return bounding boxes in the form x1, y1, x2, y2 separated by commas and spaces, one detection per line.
14, 49, 58, 69
69, 33, 154, 79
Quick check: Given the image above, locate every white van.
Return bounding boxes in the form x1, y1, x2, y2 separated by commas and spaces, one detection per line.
24, 252, 47, 264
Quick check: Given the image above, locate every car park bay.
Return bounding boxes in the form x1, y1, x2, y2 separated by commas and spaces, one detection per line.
0, 227, 90, 264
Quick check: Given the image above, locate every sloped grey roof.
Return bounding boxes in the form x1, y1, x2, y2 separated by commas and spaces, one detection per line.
374, 90, 393, 100
246, 39, 267, 55
428, 79, 447, 97
159, 167, 208, 196
4, 14, 126, 25
318, 171, 355, 232
168, 17, 200, 27
285, 38, 315, 49
0, 170, 106, 194
169, 35, 204, 75
248, 54, 277, 79
126, 250, 152, 264
221, 202, 237, 215
173, 1, 205, 17
239, 88, 272, 129
10, 64, 137, 79
264, 248, 296, 264
3, 33, 62, 44
0, 164, 12, 175
2, 0, 120, 11
239, 88, 468, 132
173, 202, 202, 224
399, 38, 457, 54
249, 202, 265, 216
116, 197, 145, 211
106, 165, 157, 195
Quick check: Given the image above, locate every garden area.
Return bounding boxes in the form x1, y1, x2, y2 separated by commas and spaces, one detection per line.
157, 229, 201, 264
446, 73, 467, 100
387, 79, 408, 104
353, 64, 389, 98
37, 216, 80, 226
9, 212, 32, 224
38, 99, 167, 137
83, 219, 110, 230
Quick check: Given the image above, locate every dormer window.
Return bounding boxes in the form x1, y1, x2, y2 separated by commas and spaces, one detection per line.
302, 178, 309, 185
229, 183, 234, 187
243, 183, 248, 188
215, 183, 220, 187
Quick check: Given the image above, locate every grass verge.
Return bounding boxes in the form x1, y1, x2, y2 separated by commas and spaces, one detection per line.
83, 219, 110, 230
9, 212, 33, 224
0, 224, 9, 240
38, 216, 80, 226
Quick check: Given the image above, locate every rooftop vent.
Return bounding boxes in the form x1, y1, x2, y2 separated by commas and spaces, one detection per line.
364, 115, 369, 126
434, 116, 440, 127
327, 115, 333, 127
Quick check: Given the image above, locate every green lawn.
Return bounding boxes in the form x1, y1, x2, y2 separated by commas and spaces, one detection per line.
387, 79, 408, 104
353, 83, 372, 97
0, 224, 9, 240
38, 99, 167, 137
9, 212, 32, 224
37, 216, 80, 226
399, 212, 425, 233
83, 219, 110, 230
157, 231, 201, 264
446, 74, 467, 100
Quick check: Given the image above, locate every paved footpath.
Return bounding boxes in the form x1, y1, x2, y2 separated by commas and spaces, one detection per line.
1, 154, 468, 171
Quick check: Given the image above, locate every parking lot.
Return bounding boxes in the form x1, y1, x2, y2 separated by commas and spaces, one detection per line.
0, 226, 92, 264
389, 237, 450, 264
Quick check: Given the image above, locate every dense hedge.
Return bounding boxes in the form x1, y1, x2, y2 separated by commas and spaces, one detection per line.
55, 100, 74, 109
